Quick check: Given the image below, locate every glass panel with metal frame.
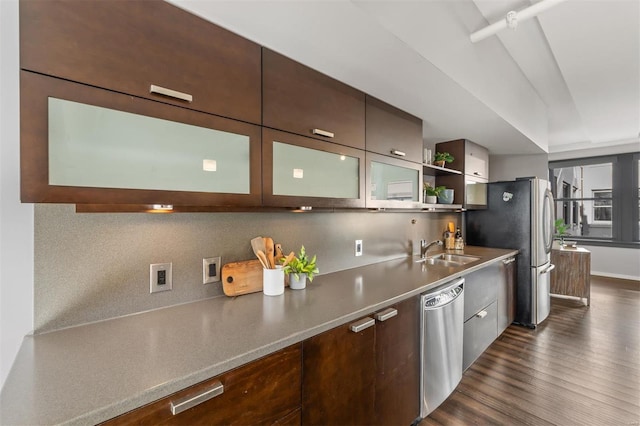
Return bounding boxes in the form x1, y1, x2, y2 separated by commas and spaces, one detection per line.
551, 162, 612, 239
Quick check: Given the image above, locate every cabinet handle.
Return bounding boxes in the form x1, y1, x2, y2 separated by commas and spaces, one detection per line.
473, 171, 483, 176
349, 317, 375, 333
502, 257, 516, 265
374, 308, 398, 322
390, 149, 406, 157
170, 380, 224, 415
476, 310, 488, 319
311, 128, 335, 138
150, 84, 193, 103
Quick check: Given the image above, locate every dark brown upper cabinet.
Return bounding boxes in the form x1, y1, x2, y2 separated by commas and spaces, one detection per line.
21, 71, 262, 206
365, 96, 423, 164
435, 139, 489, 209
262, 128, 365, 209
20, 0, 262, 125
262, 49, 366, 150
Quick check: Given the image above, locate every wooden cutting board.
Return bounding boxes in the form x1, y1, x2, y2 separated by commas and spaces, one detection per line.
222, 259, 264, 297
221, 259, 289, 297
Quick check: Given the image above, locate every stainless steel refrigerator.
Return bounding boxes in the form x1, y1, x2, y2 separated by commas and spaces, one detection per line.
466, 178, 555, 328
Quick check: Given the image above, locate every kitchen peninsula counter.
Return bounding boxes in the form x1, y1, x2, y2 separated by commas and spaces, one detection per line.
0, 246, 516, 425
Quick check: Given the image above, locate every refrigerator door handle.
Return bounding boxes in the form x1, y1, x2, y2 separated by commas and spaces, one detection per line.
541, 263, 556, 274
543, 188, 555, 254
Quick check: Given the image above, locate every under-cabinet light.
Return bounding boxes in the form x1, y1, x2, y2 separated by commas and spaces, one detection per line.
149, 204, 174, 213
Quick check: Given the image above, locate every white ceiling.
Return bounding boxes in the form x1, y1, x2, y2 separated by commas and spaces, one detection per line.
170, 0, 639, 157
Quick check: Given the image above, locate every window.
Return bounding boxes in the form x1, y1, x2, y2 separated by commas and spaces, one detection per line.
549, 152, 639, 248
592, 190, 612, 222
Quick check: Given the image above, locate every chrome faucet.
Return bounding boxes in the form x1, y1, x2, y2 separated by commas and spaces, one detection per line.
420, 239, 443, 258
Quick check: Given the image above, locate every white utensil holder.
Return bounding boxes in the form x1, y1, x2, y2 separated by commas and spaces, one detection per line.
263, 266, 284, 296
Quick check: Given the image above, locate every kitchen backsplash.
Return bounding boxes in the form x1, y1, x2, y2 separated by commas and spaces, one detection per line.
34, 204, 459, 333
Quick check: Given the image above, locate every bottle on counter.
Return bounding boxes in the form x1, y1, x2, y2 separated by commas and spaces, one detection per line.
454, 227, 464, 250
444, 222, 456, 250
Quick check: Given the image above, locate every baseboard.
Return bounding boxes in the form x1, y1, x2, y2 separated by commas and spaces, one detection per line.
591, 271, 640, 282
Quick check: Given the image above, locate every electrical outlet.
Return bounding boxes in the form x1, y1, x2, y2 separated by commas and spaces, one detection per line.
355, 240, 363, 257
203, 256, 221, 284
150, 263, 172, 293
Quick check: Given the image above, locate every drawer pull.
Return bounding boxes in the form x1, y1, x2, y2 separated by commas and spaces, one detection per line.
390, 149, 406, 157
150, 84, 193, 103
476, 310, 488, 319
502, 257, 516, 265
170, 380, 224, 415
312, 128, 335, 138
473, 171, 483, 176
374, 308, 398, 322
349, 317, 375, 333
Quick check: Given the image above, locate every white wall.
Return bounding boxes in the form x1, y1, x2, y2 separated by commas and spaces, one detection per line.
586, 245, 640, 281
0, 0, 34, 388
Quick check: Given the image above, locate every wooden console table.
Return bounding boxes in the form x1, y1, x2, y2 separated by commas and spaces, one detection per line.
550, 246, 591, 306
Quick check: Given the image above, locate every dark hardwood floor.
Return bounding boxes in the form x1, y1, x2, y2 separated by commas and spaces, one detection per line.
421, 276, 640, 426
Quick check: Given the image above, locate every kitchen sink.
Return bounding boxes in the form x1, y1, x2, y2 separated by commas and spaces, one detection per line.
415, 253, 481, 267
429, 254, 480, 265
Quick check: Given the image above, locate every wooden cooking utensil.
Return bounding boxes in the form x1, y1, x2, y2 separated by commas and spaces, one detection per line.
250, 236, 266, 258
256, 250, 270, 269
281, 251, 295, 268
274, 243, 284, 264
264, 237, 275, 269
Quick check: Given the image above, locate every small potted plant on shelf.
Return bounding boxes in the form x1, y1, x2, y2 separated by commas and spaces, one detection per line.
282, 245, 319, 290
434, 152, 454, 168
423, 183, 445, 204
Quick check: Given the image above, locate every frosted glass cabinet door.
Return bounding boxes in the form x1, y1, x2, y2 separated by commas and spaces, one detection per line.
49, 98, 252, 194
21, 71, 262, 206
366, 152, 423, 209
262, 128, 366, 208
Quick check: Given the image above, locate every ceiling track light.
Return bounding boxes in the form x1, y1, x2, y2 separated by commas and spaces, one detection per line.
470, 0, 567, 43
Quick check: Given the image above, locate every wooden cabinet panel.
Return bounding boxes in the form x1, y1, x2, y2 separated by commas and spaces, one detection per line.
273, 409, 301, 425
262, 128, 366, 208
365, 96, 423, 163
263, 49, 365, 149
102, 344, 302, 425
302, 297, 420, 426
434, 139, 488, 208
20, 0, 261, 124
302, 318, 376, 425
374, 298, 420, 426
551, 247, 591, 305
21, 71, 262, 206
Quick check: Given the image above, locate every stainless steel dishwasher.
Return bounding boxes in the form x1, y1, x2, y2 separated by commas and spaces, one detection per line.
420, 277, 465, 418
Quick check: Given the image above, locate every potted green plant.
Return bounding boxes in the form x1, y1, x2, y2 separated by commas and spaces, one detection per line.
434, 152, 454, 168
554, 218, 571, 246
282, 246, 319, 290
423, 183, 445, 204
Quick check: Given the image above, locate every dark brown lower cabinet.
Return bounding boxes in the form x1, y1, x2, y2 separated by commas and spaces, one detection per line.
302, 317, 376, 425
102, 344, 301, 425
302, 297, 420, 426
374, 297, 421, 426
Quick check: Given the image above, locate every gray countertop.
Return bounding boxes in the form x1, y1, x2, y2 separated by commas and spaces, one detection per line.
0, 246, 516, 425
